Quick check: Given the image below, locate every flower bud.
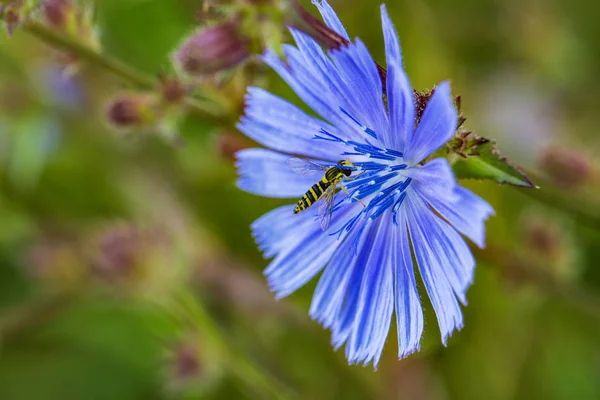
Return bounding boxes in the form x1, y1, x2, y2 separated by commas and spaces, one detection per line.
89, 225, 143, 283
164, 335, 225, 397
159, 76, 188, 104
171, 342, 202, 380
174, 22, 249, 76
523, 218, 561, 256
1, 1, 21, 35
539, 146, 591, 189
42, 0, 74, 30
106, 94, 157, 127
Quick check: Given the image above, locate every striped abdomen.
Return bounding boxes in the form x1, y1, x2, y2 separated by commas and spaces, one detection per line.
294, 179, 330, 213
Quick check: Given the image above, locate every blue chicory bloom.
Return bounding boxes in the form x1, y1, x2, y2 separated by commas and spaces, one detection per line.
236, 0, 494, 366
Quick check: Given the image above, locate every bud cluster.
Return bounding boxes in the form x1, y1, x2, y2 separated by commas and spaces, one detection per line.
104, 79, 192, 143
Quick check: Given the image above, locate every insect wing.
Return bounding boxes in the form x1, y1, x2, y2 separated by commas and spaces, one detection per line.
288, 157, 327, 176
318, 185, 336, 231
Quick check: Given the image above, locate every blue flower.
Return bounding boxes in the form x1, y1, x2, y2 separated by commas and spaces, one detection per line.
236, 1, 494, 366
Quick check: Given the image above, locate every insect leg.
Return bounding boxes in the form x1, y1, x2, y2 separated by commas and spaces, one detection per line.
340, 183, 366, 207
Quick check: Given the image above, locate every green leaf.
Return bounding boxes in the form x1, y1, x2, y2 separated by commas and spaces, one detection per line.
450, 138, 537, 188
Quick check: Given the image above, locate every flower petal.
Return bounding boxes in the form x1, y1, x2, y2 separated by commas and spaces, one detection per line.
252, 204, 300, 259
403, 81, 458, 165
272, 29, 388, 144
327, 39, 389, 138
263, 202, 361, 298
405, 193, 474, 344
330, 217, 376, 349
402, 158, 457, 201
346, 217, 395, 366
236, 148, 318, 198
287, 30, 357, 130
421, 186, 495, 248
309, 211, 368, 329
380, 4, 414, 152
381, 4, 402, 64
238, 87, 346, 160
311, 0, 350, 40
262, 46, 362, 142
385, 60, 414, 152
393, 207, 424, 358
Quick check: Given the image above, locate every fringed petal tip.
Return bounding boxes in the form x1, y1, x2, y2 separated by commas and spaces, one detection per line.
440, 319, 465, 347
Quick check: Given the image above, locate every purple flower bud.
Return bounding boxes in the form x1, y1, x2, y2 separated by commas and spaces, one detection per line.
171, 343, 202, 380
89, 225, 142, 283
1, 2, 21, 36
523, 218, 561, 256
106, 94, 156, 127
42, 0, 73, 30
540, 146, 591, 189
174, 22, 249, 76
159, 76, 188, 103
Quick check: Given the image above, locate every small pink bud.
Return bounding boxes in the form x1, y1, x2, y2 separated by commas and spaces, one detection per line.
1, 2, 21, 35
89, 225, 142, 282
106, 94, 156, 127
42, 0, 73, 30
523, 219, 561, 256
540, 146, 591, 189
175, 22, 249, 76
171, 343, 202, 380
159, 76, 188, 103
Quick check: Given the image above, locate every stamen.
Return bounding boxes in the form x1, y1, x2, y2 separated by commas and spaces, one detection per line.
339, 107, 378, 139
309, 118, 413, 233
346, 172, 396, 192
313, 128, 347, 143
392, 192, 408, 225
330, 209, 365, 239
385, 149, 404, 158
369, 196, 395, 220
352, 223, 367, 253
352, 161, 388, 171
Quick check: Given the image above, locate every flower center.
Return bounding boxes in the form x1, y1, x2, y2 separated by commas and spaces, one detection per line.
313, 107, 413, 236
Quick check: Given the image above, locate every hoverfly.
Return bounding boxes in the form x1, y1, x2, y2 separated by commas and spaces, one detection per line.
289, 157, 363, 231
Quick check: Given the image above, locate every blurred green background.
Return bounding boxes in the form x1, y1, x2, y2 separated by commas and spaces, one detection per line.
1, 0, 600, 399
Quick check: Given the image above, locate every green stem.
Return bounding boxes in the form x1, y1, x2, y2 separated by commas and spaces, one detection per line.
22, 20, 227, 122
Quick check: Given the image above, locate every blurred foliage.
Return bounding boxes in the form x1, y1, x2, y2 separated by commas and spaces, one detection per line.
1, 0, 600, 399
